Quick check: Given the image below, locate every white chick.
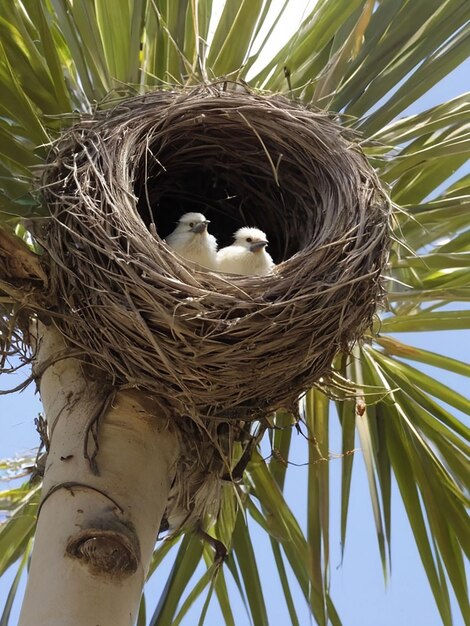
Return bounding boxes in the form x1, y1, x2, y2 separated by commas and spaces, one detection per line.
217, 227, 274, 276
165, 212, 218, 270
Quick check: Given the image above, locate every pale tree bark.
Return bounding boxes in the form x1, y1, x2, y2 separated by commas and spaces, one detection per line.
19, 324, 180, 626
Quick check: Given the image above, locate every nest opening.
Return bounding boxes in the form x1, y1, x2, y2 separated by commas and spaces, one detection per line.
132, 91, 352, 262
134, 145, 316, 263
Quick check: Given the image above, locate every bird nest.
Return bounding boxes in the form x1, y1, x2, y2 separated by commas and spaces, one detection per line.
34, 83, 391, 528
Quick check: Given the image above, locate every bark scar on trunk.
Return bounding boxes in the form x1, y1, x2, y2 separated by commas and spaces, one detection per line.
66, 523, 140, 577
38, 482, 125, 517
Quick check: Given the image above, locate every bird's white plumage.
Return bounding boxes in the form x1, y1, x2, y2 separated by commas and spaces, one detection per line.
165, 212, 218, 270
217, 227, 274, 276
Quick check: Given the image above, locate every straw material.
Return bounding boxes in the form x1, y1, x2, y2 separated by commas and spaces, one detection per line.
32, 83, 391, 529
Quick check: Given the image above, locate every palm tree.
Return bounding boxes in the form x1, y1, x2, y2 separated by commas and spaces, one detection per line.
0, 1, 469, 625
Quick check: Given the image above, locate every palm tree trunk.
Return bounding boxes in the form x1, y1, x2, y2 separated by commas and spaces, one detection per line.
19, 324, 179, 626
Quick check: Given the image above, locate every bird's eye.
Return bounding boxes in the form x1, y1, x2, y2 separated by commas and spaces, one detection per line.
189, 222, 194, 228
246, 237, 253, 243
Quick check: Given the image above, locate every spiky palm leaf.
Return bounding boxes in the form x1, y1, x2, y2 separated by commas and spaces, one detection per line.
0, 1, 469, 625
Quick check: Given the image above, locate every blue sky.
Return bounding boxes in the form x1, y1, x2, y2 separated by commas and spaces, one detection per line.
0, 5, 469, 625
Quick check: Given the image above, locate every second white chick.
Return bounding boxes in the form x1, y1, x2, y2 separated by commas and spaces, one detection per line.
217, 227, 274, 276
165, 212, 217, 270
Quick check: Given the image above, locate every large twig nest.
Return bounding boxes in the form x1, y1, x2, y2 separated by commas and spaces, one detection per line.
38, 83, 391, 424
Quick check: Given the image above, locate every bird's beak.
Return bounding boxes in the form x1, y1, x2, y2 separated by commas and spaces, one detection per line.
191, 220, 209, 234
250, 240, 268, 253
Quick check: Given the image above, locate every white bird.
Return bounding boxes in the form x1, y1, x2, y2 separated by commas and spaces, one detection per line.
165, 212, 218, 270
217, 227, 274, 276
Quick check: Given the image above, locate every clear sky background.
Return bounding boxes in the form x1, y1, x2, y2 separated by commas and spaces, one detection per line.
1, 2, 469, 625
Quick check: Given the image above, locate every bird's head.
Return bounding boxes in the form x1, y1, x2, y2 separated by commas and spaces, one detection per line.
233, 227, 269, 253
176, 212, 210, 235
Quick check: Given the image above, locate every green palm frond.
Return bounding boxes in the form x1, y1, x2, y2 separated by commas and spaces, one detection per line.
0, 1, 469, 625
